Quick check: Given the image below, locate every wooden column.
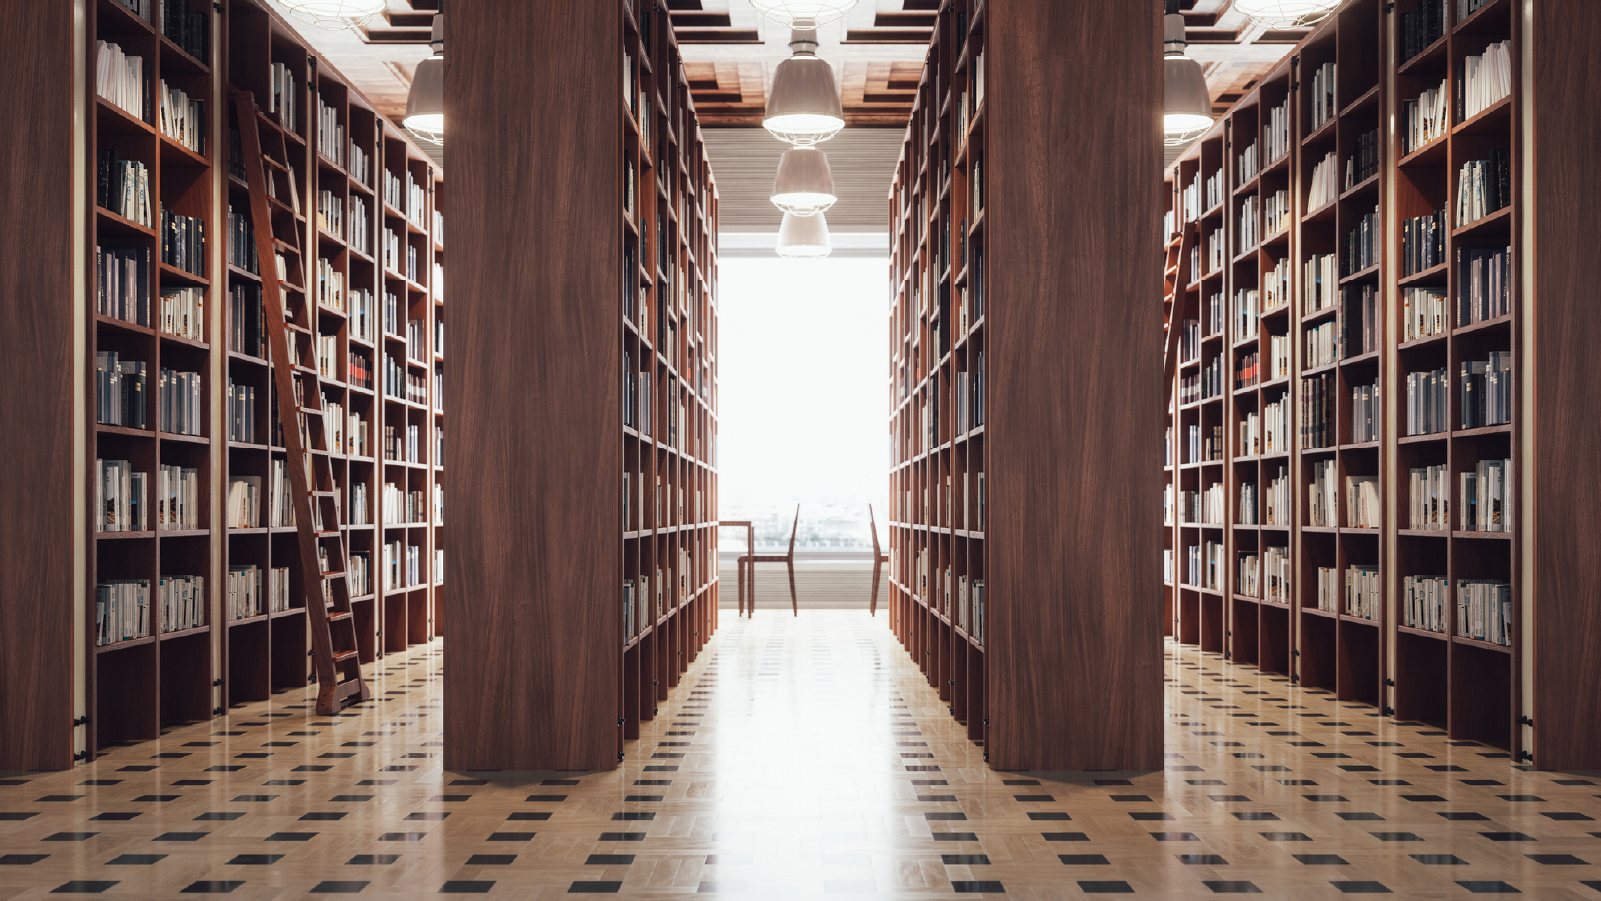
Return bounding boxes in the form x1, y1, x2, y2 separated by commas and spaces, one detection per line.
1528, 0, 1601, 771
0, 0, 78, 771
445, 0, 621, 771
987, 0, 1165, 770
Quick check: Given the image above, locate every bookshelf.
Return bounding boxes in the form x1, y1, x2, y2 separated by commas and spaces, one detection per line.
0, 0, 447, 769
886, 0, 1163, 770
447, 0, 720, 771
1164, 0, 1601, 768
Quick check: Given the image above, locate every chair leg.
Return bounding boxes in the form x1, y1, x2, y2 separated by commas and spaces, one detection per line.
870, 560, 881, 617
787, 559, 798, 617
738, 560, 746, 617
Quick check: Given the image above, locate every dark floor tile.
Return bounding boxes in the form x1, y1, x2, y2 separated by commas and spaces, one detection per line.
379, 833, 427, 841
1331, 881, 1391, 893
1028, 812, 1073, 821
1411, 854, 1469, 865
1455, 882, 1519, 894
933, 832, 979, 841
1202, 881, 1262, 893
1059, 854, 1111, 866
1, 854, 49, 864
466, 855, 516, 865
1233, 813, 1279, 821
90, 812, 140, 821
568, 883, 622, 894
1293, 855, 1349, 865
1110, 794, 1153, 802
406, 812, 449, 821
1541, 812, 1594, 821
154, 832, 207, 841
952, 882, 1005, 894
1043, 833, 1090, 841
1260, 832, 1311, 840
438, 882, 493, 894
309, 882, 368, 894
487, 833, 537, 842
586, 855, 636, 865
50, 881, 118, 894
507, 812, 552, 821
1304, 795, 1348, 802
106, 854, 165, 865
1370, 832, 1424, 842
1150, 832, 1200, 841
301, 812, 347, 821
1480, 833, 1537, 842
1402, 795, 1447, 802
1130, 812, 1173, 821
1440, 812, 1491, 821
180, 882, 244, 894
1526, 854, 1587, 865
347, 855, 400, 865
925, 812, 967, 821
227, 855, 284, 865
598, 833, 646, 842
43, 833, 97, 842
1077, 882, 1134, 894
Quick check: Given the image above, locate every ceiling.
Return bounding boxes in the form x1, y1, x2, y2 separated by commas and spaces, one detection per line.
272, 0, 1301, 224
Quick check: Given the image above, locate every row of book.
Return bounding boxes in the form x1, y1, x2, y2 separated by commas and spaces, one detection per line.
1403, 577, 1509, 644
158, 81, 205, 154
1408, 464, 1450, 530
1402, 575, 1449, 632
1235, 351, 1261, 391
1400, 0, 1447, 63
96, 41, 147, 121
99, 246, 150, 326
1456, 151, 1511, 226
1402, 287, 1448, 342
383, 424, 422, 463
1308, 62, 1336, 132
157, 464, 201, 530
225, 475, 260, 529
1238, 401, 1271, 461
1237, 481, 1257, 525
1347, 129, 1381, 188
382, 483, 428, 525
1342, 284, 1379, 359
317, 190, 343, 241
1403, 76, 1450, 154
1301, 371, 1336, 449
1402, 209, 1446, 277
160, 287, 206, 341
1235, 545, 1291, 602
383, 540, 423, 591
1405, 367, 1449, 436
316, 97, 345, 170
1266, 466, 1289, 526
316, 258, 344, 311
1460, 246, 1513, 326
1204, 169, 1225, 213
268, 62, 297, 133
1233, 288, 1258, 341
1334, 565, 1379, 620
1462, 42, 1513, 121
159, 575, 205, 633
227, 206, 260, 275
1305, 321, 1338, 370
1350, 381, 1380, 444
1237, 140, 1259, 185
98, 150, 151, 226
225, 564, 291, 621
1347, 474, 1381, 529
1307, 152, 1338, 211
1462, 353, 1513, 429
1185, 541, 1224, 591
1308, 459, 1337, 528
349, 351, 374, 391
1462, 457, 1512, 532
159, 367, 203, 436
98, 458, 147, 532
1343, 206, 1380, 276
96, 580, 150, 646
161, 0, 208, 59
97, 351, 147, 428
1304, 253, 1337, 315
160, 210, 206, 277
352, 551, 372, 597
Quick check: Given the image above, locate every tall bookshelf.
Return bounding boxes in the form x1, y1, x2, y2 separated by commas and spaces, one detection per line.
1164, 0, 1601, 767
62, 0, 449, 764
886, 0, 1163, 771
447, 0, 720, 771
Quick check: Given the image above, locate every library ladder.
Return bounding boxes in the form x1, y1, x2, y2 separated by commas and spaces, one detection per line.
231, 88, 372, 716
1161, 227, 1190, 400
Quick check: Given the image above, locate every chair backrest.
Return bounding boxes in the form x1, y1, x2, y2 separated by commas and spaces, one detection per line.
787, 504, 800, 558
868, 504, 881, 557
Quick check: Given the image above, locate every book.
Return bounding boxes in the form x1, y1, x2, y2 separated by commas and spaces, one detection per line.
97, 459, 147, 532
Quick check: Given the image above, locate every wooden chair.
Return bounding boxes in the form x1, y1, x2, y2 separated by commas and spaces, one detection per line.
718, 520, 755, 617
739, 505, 799, 617
869, 504, 890, 617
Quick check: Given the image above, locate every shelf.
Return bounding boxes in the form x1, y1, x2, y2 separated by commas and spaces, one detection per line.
1453, 635, 1513, 654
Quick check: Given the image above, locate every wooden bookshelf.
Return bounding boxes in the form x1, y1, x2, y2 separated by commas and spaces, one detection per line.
448, 0, 720, 771
886, 0, 1163, 771
1164, 0, 1601, 768
0, 0, 448, 769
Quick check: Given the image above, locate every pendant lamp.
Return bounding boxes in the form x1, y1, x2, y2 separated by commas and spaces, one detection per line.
749, 0, 859, 30
1163, 3, 1213, 147
763, 30, 845, 146
771, 147, 837, 216
279, 0, 386, 29
776, 211, 832, 259
1234, 0, 1341, 29
404, 13, 445, 146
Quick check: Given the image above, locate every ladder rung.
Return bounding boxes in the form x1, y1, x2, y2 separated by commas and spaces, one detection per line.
298, 405, 325, 415
320, 570, 347, 579
333, 651, 360, 665
316, 530, 341, 539
311, 490, 336, 498
327, 612, 352, 623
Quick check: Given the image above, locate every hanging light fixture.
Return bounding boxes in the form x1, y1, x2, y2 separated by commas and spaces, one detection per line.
763, 30, 845, 146
776, 211, 832, 259
1163, 0, 1214, 148
749, 0, 859, 30
1234, 0, 1341, 29
279, 0, 387, 30
770, 147, 837, 216
404, 12, 445, 146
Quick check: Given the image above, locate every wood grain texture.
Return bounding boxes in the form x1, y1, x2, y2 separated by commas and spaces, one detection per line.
444, 0, 622, 771
988, 0, 1165, 771
0, 0, 77, 772
1529, 0, 1601, 772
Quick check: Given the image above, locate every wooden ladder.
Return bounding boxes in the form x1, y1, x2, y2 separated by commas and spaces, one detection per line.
232, 88, 371, 716
1161, 226, 1192, 406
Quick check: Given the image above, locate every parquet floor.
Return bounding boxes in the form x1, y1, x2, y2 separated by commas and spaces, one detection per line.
3, 610, 1601, 898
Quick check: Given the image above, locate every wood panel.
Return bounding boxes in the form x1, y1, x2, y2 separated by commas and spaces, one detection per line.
445, 0, 621, 771
0, 0, 77, 772
987, 0, 1165, 771
1529, 0, 1601, 772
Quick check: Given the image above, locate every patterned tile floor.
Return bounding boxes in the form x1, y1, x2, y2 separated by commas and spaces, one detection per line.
2, 610, 1600, 898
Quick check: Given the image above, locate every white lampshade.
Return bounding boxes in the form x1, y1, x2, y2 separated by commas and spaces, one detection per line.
749, 0, 858, 29
771, 147, 837, 216
1163, 12, 1214, 147
279, 0, 387, 29
404, 15, 444, 145
763, 31, 845, 146
777, 211, 832, 259
1234, 0, 1341, 29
